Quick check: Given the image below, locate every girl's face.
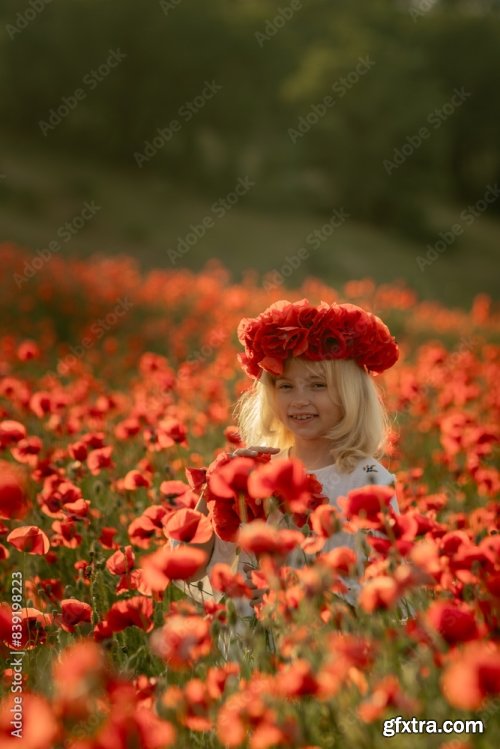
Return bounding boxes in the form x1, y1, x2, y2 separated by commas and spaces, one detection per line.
273, 358, 342, 443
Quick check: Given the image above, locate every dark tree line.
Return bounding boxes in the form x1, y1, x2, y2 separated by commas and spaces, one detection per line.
1, 0, 499, 237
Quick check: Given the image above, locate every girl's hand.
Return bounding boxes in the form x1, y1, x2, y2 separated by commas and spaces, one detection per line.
243, 563, 269, 608
229, 446, 280, 458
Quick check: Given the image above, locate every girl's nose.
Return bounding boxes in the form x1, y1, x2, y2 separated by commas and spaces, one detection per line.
290, 390, 311, 406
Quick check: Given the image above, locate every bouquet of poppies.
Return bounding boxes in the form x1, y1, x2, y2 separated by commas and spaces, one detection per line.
204, 453, 327, 542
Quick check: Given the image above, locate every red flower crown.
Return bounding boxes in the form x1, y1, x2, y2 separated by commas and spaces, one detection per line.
237, 298, 399, 379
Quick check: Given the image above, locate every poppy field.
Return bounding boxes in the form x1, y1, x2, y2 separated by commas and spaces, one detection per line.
0, 243, 499, 749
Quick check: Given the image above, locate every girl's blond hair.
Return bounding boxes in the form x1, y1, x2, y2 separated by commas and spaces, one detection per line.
233, 357, 391, 473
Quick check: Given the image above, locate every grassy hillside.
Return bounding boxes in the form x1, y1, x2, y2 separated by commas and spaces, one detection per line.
1, 134, 498, 309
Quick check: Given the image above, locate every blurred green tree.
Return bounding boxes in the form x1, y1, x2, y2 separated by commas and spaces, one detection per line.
0, 0, 498, 235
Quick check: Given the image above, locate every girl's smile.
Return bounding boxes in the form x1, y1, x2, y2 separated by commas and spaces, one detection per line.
274, 359, 342, 444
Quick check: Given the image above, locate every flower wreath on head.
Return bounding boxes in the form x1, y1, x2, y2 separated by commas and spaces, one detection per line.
237, 298, 399, 379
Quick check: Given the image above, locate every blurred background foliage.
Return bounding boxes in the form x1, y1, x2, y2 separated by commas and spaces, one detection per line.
0, 0, 499, 307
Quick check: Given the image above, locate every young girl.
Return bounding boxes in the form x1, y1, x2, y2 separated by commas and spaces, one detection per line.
175, 298, 399, 616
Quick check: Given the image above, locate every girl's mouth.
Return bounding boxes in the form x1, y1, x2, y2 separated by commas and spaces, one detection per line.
289, 414, 317, 422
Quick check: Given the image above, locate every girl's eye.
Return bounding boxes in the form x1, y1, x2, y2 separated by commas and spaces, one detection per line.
277, 383, 292, 390
312, 382, 326, 389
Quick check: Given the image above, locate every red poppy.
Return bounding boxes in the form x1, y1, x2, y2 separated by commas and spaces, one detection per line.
11, 607, 53, 649
359, 576, 400, 612
206, 663, 240, 700
300, 533, 326, 556
114, 567, 158, 598
208, 456, 255, 500
159, 480, 198, 508
17, 339, 40, 360
185, 466, 208, 493
10, 435, 43, 466
224, 426, 242, 446
68, 439, 89, 461
100, 596, 154, 636
133, 674, 159, 710
310, 504, 341, 538
320, 546, 357, 575
7, 525, 50, 554
128, 506, 168, 548
237, 521, 302, 557
162, 508, 212, 544
60, 598, 93, 633
216, 674, 298, 748
29, 391, 53, 418
409, 538, 443, 579
359, 675, 420, 721
0, 692, 59, 749
145, 417, 188, 450
426, 600, 480, 645
88, 682, 176, 747
0, 603, 12, 648
123, 470, 152, 490
210, 564, 251, 598
82, 431, 106, 449
0, 420, 26, 449
338, 485, 395, 529
112, 416, 140, 441
327, 632, 377, 669
150, 615, 212, 669
0, 460, 29, 519
61, 498, 90, 519
248, 458, 327, 518
73, 560, 92, 588
206, 457, 268, 541
441, 641, 500, 709
100, 527, 119, 549
51, 519, 82, 549
87, 445, 115, 475
140, 545, 207, 592
208, 499, 241, 543
106, 546, 135, 575
38, 477, 83, 518
52, 639, 107, 706
172, 678, 212, 731
276, 659, 319, 697
24, 577, 64, 609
